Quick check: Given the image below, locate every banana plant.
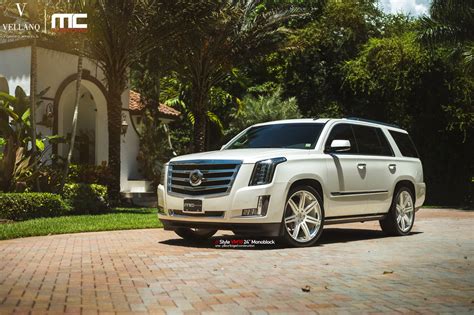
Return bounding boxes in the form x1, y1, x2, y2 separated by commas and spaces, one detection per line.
0, 86, 57, 192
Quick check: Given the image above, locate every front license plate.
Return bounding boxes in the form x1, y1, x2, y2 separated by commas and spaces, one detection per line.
183, 199, 202, 212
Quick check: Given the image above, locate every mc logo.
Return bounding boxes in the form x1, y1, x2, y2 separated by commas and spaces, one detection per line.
51, 13, 87, 32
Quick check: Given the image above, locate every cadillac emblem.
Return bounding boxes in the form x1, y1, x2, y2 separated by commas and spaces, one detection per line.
189, 169, 203, 186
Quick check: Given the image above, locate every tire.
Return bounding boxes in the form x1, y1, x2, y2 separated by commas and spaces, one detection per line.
379, 186, 415, 236
174, 228, 217, 241
281, 185, 324, 247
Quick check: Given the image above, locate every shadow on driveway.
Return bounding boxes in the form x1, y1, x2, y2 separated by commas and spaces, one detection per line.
159, 228, 422, 250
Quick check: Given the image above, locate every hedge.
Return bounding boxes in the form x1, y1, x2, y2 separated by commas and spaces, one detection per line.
0, 193, 70, 221
63, 183, 109, 214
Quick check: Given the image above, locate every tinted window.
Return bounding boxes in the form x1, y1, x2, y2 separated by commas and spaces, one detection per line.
353, 125, 393, 156
376, 128, 394, 156
389, 130, 419, 158
325, 124, 358, 154
226, 123, 324, 150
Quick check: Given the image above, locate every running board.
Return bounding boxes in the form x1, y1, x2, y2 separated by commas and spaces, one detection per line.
325, 213, 386, 225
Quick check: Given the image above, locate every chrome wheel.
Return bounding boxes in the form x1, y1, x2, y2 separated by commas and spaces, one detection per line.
284, 190, 322, 243
396, 190, 414, 232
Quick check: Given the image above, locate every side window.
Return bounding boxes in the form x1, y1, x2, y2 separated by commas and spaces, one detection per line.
352, 125, 391, 156
325, 123, 358, 154
376, 128, 394, 156
389, 130, 419, 158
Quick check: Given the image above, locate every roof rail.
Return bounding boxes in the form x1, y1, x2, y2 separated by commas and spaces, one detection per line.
345, 117, 400, 128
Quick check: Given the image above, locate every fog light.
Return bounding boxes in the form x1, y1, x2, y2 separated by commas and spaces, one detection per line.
242, 208, 258, 216
242, 195, 270, 216
257, 195, 270, 216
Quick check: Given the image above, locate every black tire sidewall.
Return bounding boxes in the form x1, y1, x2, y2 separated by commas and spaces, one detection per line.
281, 185, 325, 247
390, 187, 415, 236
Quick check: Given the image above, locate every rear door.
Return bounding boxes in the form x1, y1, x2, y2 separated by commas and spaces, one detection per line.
324, 123, 368, 217
351, 125, 396, 214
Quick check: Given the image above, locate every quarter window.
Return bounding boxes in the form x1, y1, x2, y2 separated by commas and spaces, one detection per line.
389, 130, 419, 158
376, 128, 394, 156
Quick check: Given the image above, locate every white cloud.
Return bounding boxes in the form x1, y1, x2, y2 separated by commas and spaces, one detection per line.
378, 0, 430, 17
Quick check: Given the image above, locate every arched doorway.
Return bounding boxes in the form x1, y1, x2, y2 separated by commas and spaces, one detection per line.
54, 73, 108, 166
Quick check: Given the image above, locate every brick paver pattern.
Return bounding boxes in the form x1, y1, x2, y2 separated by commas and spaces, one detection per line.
0, 208, 473, 314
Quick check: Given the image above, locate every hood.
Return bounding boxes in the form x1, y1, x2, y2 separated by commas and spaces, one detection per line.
169, 148, 311, 164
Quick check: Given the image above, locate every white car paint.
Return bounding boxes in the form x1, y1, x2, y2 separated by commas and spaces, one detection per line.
158, 118, 426, 232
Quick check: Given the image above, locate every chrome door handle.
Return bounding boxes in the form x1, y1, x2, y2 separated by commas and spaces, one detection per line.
357, 163, 366, 170
388, 164, 396, 171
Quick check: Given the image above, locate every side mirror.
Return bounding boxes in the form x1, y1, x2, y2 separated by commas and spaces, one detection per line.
330, 139, 351, 152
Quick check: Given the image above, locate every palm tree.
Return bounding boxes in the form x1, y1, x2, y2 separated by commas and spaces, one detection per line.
86, 0, 187, 204
419, 0, 474, 70
172, 0, 309, 152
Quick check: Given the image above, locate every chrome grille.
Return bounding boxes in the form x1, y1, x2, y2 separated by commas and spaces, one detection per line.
167, 160, 242, 196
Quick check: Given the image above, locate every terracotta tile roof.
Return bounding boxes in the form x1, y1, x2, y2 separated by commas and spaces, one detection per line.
129, 90, 180, 117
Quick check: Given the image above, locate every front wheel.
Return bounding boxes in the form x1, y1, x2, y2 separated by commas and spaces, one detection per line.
380, 186, 415, 236
174, 228, 217, 241
281, 185, 324, 247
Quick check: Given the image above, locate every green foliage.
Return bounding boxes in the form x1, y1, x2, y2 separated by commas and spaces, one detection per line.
67, 164, 112, 185
418, 0, 474, 71
0, 137, 4, 160
0, 87, 55, 192
282, 0, 386, 116
63, 183, 109, 214
225, 86, 301, 139
0, 193, 69, 221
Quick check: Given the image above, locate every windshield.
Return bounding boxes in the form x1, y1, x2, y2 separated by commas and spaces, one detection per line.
225, 123, 325, 150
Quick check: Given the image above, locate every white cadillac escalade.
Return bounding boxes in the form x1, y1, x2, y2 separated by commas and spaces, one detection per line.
158, 118, 426, 247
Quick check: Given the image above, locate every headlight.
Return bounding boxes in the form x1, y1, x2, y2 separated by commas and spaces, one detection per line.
249, 157, 287, 186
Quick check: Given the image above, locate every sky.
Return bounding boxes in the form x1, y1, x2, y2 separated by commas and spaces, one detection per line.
378, 0, 432, 16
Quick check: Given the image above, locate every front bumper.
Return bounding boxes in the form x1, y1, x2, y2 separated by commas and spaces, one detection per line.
157, 164, 288, 230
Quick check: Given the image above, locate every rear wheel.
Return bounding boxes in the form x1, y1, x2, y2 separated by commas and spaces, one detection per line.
380, 186, 415, 236
174, 228, 217, 241
281, 185, 324, 247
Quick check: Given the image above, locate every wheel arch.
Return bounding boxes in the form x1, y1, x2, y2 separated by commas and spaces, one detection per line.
287, 178, 324, 204
393, 179, 416, 203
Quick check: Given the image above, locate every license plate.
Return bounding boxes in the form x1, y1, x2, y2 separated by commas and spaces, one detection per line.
183, 199, 202, 212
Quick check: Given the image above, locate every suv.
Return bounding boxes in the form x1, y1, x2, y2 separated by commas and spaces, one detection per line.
158, 118, 426, 247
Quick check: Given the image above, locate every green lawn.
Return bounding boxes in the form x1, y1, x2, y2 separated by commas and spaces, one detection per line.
0, 207, 162, 240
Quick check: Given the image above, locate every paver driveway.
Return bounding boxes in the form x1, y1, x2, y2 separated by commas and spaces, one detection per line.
0, 208, 473, 314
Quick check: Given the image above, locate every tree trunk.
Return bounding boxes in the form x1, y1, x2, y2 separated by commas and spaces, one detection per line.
30, 37, 39, 191
61, 40, 84, 191
193, 111, 207, 152
192, 86, 208, 152
106, 88, 123, 206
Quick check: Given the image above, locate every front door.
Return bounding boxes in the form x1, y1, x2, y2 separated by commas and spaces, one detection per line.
324, 123, 368, 217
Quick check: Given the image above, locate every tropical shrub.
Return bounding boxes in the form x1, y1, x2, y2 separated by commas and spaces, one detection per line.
224, 86, 301, 140
67, 164, 112, 185
0, 193, 69, 221
63, 183, 108, 214
0, 87, 58, 192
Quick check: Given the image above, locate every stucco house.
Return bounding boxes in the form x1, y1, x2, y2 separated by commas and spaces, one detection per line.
0, 40, 180, 198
